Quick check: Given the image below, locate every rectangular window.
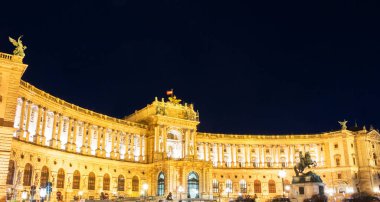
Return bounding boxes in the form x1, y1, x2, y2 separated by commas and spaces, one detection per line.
266, 149, 270, 153
334, 144, 338, 149
212, 180, 219, 193
299, 187, 305, 195
353, 158, 356, 165
338, 173, 342, 179
319, 186, 324, 195
336, 159, 340, 166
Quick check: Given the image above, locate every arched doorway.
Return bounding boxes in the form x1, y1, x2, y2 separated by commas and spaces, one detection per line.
157, 172, 165, 196
187, 172, 199, 198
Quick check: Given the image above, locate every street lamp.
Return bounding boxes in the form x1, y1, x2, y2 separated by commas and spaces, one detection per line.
78, 191, 83, 200
225, 187, 231, 200
40, 188, 47, 202
21, 190, 28, 202
142, 183, 148, 201
278, 169, 287, 198
178, 185, 184, 201
285, 185, 290, 198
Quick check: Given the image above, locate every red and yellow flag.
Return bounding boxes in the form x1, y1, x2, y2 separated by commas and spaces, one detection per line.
166, 89, 173, 96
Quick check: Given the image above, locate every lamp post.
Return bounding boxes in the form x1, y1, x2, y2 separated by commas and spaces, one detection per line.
278, 169, 286, 198
142, 183, 148, 202
225, 187, 231, 201
40, 188, 47, 202
285, 185, 290, 198
21, 190, 28, 202
78, 191, 83, 200
178, 185, 184, 202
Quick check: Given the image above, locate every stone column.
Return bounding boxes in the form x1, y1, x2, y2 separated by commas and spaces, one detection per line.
131, 134, 135, 160
205, 143, 209, 161
24, 101, 32, 142
233, 144, 237, 167
35, 106, 43, 144
41, 108, 47, 145
66, 118, 73, 151
203, 143, 207, 161
110, 130, 115, 158
71, 120, 78, 152
50, 112, 58, 147
142, 135, 146, 161
183, 129, 187, 155
56, 114, 63, 149
154, 126, 159, 152
115, 131, 121, 159
81, 122, 87, 154
87, 124, 93, 155
261, 145, 265, 167
244, 144, 251, 167
139, 134, 143, 161
163, 127, 167, 155
102, 128, 107, 158
96, 127, 102, 156
17, 97, 26, 135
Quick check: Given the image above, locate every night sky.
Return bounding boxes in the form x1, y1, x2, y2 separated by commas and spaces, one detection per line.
1, 1, 380, 134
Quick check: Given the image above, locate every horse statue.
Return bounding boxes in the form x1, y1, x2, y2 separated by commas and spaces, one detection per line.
294, 151, 317, 176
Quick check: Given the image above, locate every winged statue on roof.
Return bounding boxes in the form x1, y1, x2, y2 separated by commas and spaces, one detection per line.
9, 35, 27, 57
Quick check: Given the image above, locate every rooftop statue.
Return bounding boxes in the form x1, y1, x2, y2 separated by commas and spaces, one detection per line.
338, 120, 348, 130
294, 151, 317, 177
9, 35, 27, 57
168, 95, 181, 104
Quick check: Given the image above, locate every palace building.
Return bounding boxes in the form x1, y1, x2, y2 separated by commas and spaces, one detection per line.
0, 49, 380, 202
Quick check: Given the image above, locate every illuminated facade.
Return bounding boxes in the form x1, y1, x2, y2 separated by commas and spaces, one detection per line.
0, 50, 380, 202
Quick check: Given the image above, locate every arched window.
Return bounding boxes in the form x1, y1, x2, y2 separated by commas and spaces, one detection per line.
132, 176, 139, 191
6, 160, 15, 185
103, 174, 110, 190
72, 170, 80, 189
280, 157, 287, 167
226, 179, 232, 192
334, 154, 341, 167
88, 172, 95, 190
40, 166, 49, 187
57, 168, 65, 188
188, 172, 199, 198
266, 157, 272, 167
251, 157, 258, 167
374, 153, 378, 166
157, 172, 165, 196
118, 175, 125, 191
268, 180, 276, 193
254, 180, 261, 193
240, 180, 247, 193
212, 179, 219, 193
23, 163, 33, 186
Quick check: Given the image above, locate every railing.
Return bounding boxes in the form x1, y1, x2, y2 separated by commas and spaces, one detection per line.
19, 80, 148, 129
0, 52, 23, 63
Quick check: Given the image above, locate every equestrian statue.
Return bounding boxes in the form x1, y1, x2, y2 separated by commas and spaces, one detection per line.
294, 151, 317, 176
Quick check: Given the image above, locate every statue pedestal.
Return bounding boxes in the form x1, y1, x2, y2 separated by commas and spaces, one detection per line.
289, 175, 325, 202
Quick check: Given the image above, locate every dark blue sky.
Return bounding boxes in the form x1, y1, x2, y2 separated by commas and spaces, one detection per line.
1, 1, 380, 134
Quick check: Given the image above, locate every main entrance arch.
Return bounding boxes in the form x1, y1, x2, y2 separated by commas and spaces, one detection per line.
187, 172, 199, 198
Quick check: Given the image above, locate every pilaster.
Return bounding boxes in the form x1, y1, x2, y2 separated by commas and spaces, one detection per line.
0, 52, 27, 202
